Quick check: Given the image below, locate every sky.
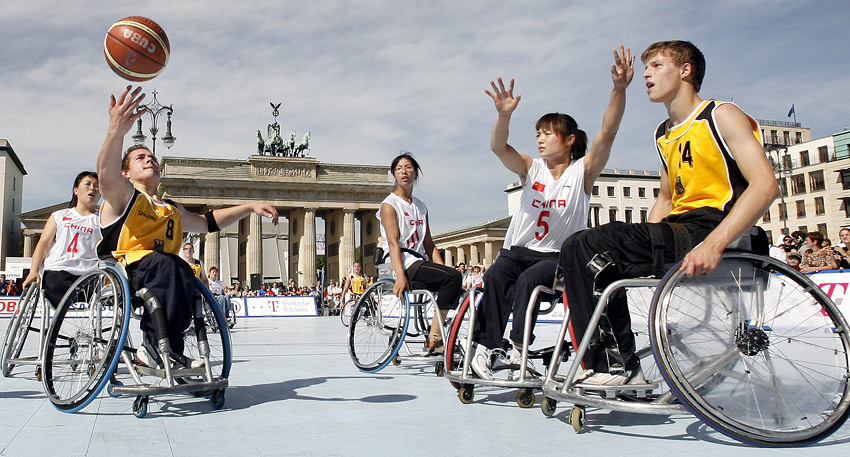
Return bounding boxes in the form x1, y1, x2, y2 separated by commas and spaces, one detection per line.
2, 0, 848, 234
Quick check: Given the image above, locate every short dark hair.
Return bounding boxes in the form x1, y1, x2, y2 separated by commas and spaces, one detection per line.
390, 152, 422, 180
122, 144, 152, 171
641, 40, 706, 92
807, 231, 825, 247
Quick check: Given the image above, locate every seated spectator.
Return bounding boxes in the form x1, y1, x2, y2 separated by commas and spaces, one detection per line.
800, 231, 839, 273
787, 252, 802, 271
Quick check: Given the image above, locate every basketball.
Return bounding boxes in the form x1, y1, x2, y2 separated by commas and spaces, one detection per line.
103, 16, 170, 82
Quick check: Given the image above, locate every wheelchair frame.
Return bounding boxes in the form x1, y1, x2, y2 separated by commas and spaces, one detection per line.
540, 252, 850, 446
444, 281, 571, 408
1, 283, 51, 380
40, 261, 232, 418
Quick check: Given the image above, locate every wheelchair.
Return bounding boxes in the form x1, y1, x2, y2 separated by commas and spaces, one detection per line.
339, 293, 360, 327
347, 248, 452, 375
539, 250, 850, 446
1, 282, 50, 380
444, 281, 572, 408
205, 295, 237, 332
40, 261, 232, 418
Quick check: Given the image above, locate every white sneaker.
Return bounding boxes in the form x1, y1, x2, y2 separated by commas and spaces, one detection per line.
136, 344, 162, 369
507, 348, 536, 380
578, 367, 646, 387
470, 344, 494, 380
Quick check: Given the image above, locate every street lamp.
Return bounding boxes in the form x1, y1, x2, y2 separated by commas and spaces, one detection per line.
132, 90, 176, 156
767, 145, 793, 234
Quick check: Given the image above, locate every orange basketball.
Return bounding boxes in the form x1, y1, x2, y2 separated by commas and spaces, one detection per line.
104, 16, 170, 82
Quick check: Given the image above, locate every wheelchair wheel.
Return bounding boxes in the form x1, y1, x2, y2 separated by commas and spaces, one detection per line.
650, 252, 850, 446
183, 279, 232, 382
42, 266, 131, 413
444, 287, 482, 389
1, 283, 40, 377
348, 278, 409, 373
340, 297, 356, 327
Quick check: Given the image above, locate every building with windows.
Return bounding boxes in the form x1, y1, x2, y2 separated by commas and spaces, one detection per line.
760, 129, 850, 243
0, 140, 26, 270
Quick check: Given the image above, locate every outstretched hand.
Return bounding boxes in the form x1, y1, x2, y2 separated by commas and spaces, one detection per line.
252, 203, 280, 224
484, 77, 521, 115
610, 45, 635, 90
107, 86, 147, 137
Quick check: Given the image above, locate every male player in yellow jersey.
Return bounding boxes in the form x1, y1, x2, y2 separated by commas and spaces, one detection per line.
97, 86, 279, 368
340, 262, 366, 303
558, 41, 779, 386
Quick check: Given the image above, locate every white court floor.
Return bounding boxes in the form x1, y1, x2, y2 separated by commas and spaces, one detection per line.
1, 316, 848, 457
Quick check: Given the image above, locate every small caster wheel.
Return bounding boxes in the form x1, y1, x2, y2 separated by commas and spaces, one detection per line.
133, 396, 149, 419
434, 361, 444, 377
210, 389, 226, 410
541, 396, 557, 417
516, 389, 535, 408
458, 384, 474, 404
570, 405, 586, 433
107, 380, 124, 398
35, 366, 42, 382
392, 357, 401, 366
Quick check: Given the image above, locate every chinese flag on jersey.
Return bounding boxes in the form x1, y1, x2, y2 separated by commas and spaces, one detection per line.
532, 181, 545, 193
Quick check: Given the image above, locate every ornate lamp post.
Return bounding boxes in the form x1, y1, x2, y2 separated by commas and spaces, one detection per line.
767, 145, 793, 234
132, 90, 176, 156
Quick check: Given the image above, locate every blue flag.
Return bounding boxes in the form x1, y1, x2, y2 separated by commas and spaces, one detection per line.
787, 105, 795, 117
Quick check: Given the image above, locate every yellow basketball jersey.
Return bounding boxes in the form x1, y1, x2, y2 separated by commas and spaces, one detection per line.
98, 189, 183, 265
350, 275, 365, 295
189, 261, 202, 279
655, 100, 762, 216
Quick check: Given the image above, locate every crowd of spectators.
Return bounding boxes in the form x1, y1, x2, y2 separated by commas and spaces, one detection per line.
454, 262, 485, 289
771, 229, 850, 272
221, 278, 322, 299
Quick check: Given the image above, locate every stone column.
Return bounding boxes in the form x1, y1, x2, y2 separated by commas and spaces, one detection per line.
469, 244, 479, 266
246, 213, 263, 279
484, 241, 494, 269
23, 234, 36, 257
340, 210, 356, 279
443, 248, 453, 267
204, 231, 221, 273
456, 246, 466, 265
298, 208, 317, 286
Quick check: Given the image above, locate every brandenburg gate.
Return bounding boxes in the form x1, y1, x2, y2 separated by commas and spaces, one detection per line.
157, 155, 393, 286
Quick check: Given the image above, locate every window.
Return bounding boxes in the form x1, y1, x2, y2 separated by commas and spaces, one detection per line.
799, 151, 810, 167
770, 130, 778, 144
818, 223, 828, 236
819, 146, 829, 163
777, 178, 788, 197
608, 208, 617, 223
762, 210, 771, 223
653, 188, 659, 198
796, 200, 806, 218
640, 209, 648, 223
778, 202, 788, 220
796, 132, 803, 144
592, 185, 599, 196
607, 186, 615, 197
782, 154, 793, 170
783, 131, 790, 145
625, 209, 633, 223
842, 199, 850, 218
638, 187, 646, 198
790, 174, 806, 195
798, 225, 808, 233
623, 187, 631, 197
809, 170, 825, 191
842, 171, 850, 190
815, 197, 825, 215
593, 206, 601, 227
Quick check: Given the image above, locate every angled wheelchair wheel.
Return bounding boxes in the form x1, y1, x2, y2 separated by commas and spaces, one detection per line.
650, 252, 850, 446
42, 266, 131, 413
1, 283, 40, 377
445, 287, 482, 389
340, 297, 356, 327
184, 279, 232, 381
348, 278, 409, 373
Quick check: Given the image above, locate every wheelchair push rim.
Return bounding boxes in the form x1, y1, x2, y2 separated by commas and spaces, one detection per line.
649, 252, 850, 446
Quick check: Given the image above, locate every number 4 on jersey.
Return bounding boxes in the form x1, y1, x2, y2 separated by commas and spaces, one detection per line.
66, 233, 80, 257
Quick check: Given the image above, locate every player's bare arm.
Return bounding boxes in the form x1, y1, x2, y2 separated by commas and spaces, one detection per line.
648, 168, 672, 223
97, 86, 147, 222
584, 45, 635, 193
177, 202, 279, 234
485, 77, 533, 179
380, 203, 408, 298
679, 104, 779, 276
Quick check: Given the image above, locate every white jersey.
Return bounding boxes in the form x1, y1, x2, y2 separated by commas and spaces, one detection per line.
377, 193, 429, 269
503, 157, 589, 252
43, 208, 101, 274
208, 279, 224, 295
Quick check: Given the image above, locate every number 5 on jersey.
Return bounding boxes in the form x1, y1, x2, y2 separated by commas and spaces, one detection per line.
535, 210, 550, 240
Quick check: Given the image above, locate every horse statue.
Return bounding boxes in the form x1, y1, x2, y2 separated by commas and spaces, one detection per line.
284, 130, 297, 157
294, 132, 311, 156
260, 122, 284, 155
256, 130, 265, 155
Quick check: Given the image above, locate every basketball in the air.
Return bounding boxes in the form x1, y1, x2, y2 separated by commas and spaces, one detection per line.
103, 16, 170, 82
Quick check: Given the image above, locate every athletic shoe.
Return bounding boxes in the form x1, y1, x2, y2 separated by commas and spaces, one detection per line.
470, 344, 494, 380
578, 367, 646, 386
136, 342, 163, 369
171, 352, 205, 369
507, 348, 536, 380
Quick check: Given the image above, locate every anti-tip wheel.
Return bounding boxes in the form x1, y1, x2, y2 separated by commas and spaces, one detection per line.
211, 389, 226, 410
541, 396, 557, 417
516, 389, 535, 408
458, 385, 474, 404
570, 406, 586, 433
133, 396, 149, 419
